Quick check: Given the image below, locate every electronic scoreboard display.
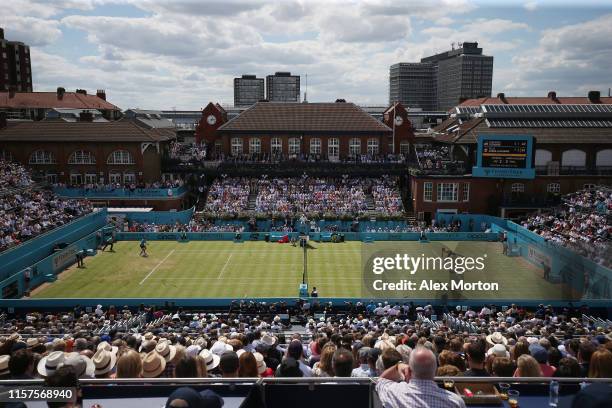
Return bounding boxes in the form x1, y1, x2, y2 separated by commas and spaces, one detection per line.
472, 135, 535, 179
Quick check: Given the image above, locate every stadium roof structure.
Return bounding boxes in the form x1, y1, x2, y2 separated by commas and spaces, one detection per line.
0, 119, 176, 142
218, 102, 392, 134
457, 93, 612, 106
0, 91, 120, 111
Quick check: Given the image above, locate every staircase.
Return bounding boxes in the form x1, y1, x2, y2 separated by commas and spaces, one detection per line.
365, 194, 376, 215
246, 188, 258, 212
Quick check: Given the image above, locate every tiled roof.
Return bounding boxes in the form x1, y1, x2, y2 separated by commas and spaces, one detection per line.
0, 91, 120, 110
218, 102, 391, 133
0, 119, 175, 142
459, 95, 612, 106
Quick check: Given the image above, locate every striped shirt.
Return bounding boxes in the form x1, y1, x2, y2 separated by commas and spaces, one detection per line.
376, 379, 466, 408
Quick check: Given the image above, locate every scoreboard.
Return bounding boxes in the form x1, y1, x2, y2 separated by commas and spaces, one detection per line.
472, 135, 535, 179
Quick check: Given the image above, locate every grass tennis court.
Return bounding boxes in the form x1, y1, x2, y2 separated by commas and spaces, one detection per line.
31, 240, 563, 299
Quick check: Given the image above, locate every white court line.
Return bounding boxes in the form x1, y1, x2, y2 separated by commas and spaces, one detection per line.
139, 249, 175, 285
217, 254, 233, 279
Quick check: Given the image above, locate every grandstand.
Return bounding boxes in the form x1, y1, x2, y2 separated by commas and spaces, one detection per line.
1, 106, 611, 407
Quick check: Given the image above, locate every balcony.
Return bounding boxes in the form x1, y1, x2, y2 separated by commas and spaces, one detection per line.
53, 186, 187, 199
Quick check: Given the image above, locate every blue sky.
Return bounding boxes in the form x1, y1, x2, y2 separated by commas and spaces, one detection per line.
2, 0, 612, 110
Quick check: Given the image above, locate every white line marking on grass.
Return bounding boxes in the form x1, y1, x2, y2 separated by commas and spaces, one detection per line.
217, 254, 233, 279
139, 249, 175, 285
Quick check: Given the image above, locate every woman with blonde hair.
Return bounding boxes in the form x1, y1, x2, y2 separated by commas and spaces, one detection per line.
588, 348, 612, 378
312, 344, 336, 377
238, 352, 259, 378
514, 354, 542, 377
115, 349, 142, 378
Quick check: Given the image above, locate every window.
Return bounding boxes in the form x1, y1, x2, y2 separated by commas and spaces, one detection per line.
400, 141, 410, 156
45, 173, 58, 184
367, 139, 379, 155
511, 183, 525, 193
288, 138, 300, 155
123, 172, 136, 184
310, 138, 321, 155
349, 138, 361, 157
70, 173, 83, 186
84, 173, 97, 185
595, 149, 612, 167
271, 137, 282, 154
462, 183, 470, 202
68, 150, 96, 164
249, 137, 261, 154
0, 150, 12, 161
561, 149, 586, 167
109, 172, 122, 184
437, 183, 458, 202
107, 150, 134, 165
328, 138, 339, 158
583, 184, 596, 190
423, 182, 433, 202
535, 149, 552, 167
231, 138, 243, 156
547, 183, 560, 193
29, 150, 56, 164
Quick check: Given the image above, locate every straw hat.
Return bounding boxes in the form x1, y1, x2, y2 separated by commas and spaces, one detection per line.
60, 352, 95, 378
253, 352, 266, 375
92, 348, 117, 376
155, 341, 177, 362
198, 349, 220, 371
142, 351, 166, 378
37, 351, 66, 377
210, 341, 232, 356
486, 332, 508, 346
0, 355, 10, 376
261, 333, 277, 346
96, 341, 119, 355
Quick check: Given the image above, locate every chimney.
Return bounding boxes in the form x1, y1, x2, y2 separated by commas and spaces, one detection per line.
547, 91, 558, 102
8, 86, 16, 99
497, 92, 508, 103
76, 89, 87, 95
588, 90, 601, 103
96, 89, 106, 101
335, 98, 346, 103
79, 111, 94, 122
0, 112, 6, 129
57, 87, 65, 100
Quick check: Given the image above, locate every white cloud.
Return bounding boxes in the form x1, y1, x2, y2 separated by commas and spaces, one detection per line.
524, 2, 537, 11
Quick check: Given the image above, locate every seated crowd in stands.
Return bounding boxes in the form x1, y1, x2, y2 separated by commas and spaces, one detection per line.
0, 168, 93, 252
169, 141, 207, 162
0, 160, 33, 191
53, 178, 184, 191
126, 220, 244, 233
0, 301, 609, 405
215, 152, 408, 164
416, 144, 451, 170
522, 187, 611, 267
204, 177, 251, 216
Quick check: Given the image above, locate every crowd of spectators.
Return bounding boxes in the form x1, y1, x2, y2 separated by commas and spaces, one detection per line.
0, 160, 33, 192
54, 178, 184, 192
0, 302, 610, 407
522, 187, 611, 267
416, 144, 451, 170
126, 221, 244, 233
169, 141, 207, 162
0, 188, 93, 253
214, 152, 408, 164
204, 177, 251, 216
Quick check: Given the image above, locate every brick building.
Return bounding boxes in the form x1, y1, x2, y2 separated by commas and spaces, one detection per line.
0, 116, 175, 186
210, 101, 401, 160
409, 91, 612, 221
0, 88, 121, 121
0, 27, 32, 92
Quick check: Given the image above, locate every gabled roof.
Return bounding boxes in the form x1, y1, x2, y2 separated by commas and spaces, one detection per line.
218, 102, 391, 133
0, 91, 120, 111
459, 95, 612, 106
0, 119, 175, 142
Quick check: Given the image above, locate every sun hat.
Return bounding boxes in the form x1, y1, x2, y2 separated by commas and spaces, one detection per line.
486, 332, 508, 346
92, 348, 117, 376
487, 344, 510, 358
0, 355, 10, 376
253, 352, 267, 375
155, 341, 177, 362
60, 352, 95, 378
198, 349, 220, 371
261, 333, 276, 346
210, 341, 232, 356
37, 351, 66, 377
142, 351, 166, 378
96, 341, 119, 355
26, 338, 40, 348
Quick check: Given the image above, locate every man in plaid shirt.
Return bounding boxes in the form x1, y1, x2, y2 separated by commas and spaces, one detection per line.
376, 347, 466, 408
